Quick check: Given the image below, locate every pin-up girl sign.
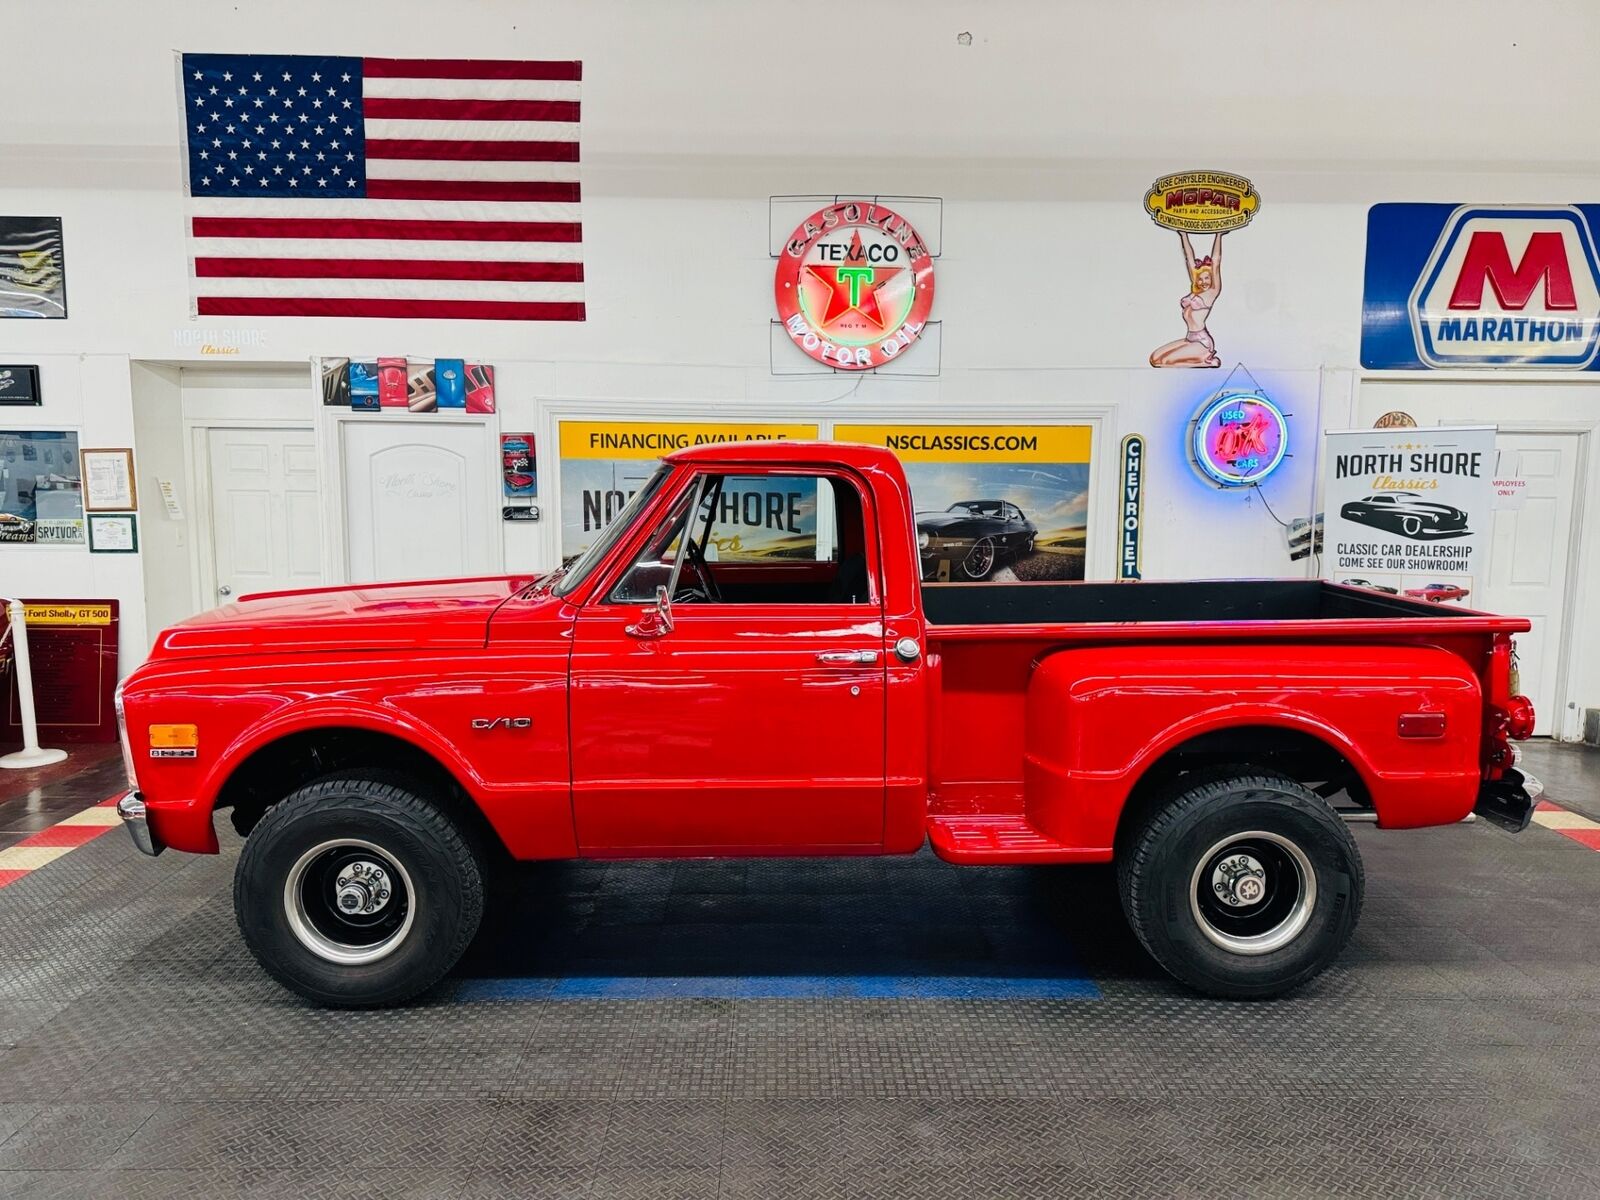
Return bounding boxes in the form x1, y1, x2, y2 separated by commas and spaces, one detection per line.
1144, 172, 1260, 368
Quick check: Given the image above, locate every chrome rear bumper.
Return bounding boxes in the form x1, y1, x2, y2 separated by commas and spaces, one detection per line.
1473, 769, 1543, 833
116, 792, 165, 857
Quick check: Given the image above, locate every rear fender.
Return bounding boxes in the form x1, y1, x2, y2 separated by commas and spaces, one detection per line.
1024, 643, 1483, 852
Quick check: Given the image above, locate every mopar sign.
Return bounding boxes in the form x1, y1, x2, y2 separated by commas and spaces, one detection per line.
1363, 204, 1600, 369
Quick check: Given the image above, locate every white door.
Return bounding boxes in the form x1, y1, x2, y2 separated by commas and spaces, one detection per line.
342, 420, 499, 583
206, 427, 322, 603
1479, 432, 1583, 736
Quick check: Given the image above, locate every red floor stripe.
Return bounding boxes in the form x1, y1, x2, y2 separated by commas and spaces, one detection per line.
17, 824, 115, 849
1561, 827, 1600, 851
0, 870, 27, 889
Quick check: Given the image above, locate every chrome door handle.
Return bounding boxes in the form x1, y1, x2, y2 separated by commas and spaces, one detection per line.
816, 650, 878, 665
218, 585, 232, 597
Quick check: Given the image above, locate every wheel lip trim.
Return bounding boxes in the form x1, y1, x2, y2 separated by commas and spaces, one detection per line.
283, 837, 417, 966
1187, 829, 1317, 956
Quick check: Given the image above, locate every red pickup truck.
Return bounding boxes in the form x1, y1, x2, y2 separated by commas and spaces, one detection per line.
114, 441, 1540, 1006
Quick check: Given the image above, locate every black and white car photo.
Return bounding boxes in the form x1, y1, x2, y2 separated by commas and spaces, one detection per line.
1338, 493, 1470, 539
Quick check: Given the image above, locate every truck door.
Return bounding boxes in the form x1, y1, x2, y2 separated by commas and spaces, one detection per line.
568, 468, 887, 853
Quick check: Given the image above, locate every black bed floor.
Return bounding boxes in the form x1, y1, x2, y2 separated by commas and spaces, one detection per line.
0, 742, 1595, 1197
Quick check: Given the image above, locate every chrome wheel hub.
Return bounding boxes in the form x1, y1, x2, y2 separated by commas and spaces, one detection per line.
1210, 852, 1267, 908
284, 838, 415, 965
335, 860, 392, 916
1189, 831, 1317, 956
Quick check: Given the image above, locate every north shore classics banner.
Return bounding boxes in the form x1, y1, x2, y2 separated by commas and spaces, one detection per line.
1322, 426, 1496, 606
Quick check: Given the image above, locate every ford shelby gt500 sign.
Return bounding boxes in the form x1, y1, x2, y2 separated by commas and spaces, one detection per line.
1362, 204, 1600, 370
775, 201, 935, 371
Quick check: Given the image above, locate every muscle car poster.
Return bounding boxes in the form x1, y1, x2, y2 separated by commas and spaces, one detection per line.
833, 424, 1091, 582
557, 421, 819, 560
1322, 426, 1495, 604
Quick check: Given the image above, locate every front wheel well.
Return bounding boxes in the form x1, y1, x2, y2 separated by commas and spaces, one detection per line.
1114, 725, 1369, 856
213, 727, 507, 860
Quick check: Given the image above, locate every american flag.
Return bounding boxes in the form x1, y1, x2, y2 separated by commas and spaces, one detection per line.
178, 53, 583, 321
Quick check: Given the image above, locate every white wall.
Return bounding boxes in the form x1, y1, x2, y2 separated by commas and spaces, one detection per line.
4, 0, 1600, 725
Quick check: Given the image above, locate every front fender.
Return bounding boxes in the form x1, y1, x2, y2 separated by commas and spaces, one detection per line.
127, 686, 490, 855
1023, 643, 1483, 852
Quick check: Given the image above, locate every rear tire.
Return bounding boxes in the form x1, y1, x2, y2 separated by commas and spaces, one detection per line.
234, 772, 484, 1007
1117, 770, 1363, 998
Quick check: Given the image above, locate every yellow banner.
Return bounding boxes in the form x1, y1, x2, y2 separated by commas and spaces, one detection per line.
21, 603, 113, 627
560, 421, 819, 461
834, 424, 1092, 464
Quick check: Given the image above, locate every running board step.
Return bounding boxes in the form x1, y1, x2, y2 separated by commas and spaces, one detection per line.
926, 816, 1101, 864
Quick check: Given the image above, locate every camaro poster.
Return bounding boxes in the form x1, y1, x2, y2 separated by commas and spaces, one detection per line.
834, 424, 1091, 582
1322, 426, 1496, 605
557, 421, 818, 560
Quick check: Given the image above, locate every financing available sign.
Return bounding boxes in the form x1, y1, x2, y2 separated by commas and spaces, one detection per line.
1362, 204, 1600, 369
1323, 426, 1495, 606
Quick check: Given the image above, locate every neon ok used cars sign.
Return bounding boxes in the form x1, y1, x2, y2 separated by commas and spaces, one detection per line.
1191, 391, 1289, 488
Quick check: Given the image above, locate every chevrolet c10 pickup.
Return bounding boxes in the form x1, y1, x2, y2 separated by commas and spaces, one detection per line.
113, 441, 1540, 1006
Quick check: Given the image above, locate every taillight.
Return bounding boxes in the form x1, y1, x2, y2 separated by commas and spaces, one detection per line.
1505, 694, 1536, 741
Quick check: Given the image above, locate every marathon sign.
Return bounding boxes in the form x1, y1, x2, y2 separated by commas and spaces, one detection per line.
1362, 204, 1600, 370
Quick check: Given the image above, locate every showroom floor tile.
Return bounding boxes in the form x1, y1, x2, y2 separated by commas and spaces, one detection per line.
0, 743, 1595, 1196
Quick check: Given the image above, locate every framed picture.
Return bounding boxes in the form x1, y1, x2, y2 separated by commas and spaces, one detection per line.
87, 512, 138, 553
502, 433, 536, 498
0, 217, 67, 319
0, 365, 41, 405
0, 428, 83, 545
80, 447, 136, 511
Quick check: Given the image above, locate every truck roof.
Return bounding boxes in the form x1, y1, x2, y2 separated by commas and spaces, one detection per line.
663, 439, 897, 469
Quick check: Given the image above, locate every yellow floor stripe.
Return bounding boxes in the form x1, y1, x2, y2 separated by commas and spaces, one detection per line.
0, 844, 74, 870
1533, 809, 1600, 831
56, 807, 123, 827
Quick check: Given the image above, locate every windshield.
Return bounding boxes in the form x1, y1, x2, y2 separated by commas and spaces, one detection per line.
552, 465, 672, 598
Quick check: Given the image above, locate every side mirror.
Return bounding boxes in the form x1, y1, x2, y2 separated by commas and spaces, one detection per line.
626, 584, 674, 639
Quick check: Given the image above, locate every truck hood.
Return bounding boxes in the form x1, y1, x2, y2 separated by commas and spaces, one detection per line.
152, 576, 537, 660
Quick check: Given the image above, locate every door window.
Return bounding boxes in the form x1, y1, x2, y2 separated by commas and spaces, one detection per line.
609, 471, 872, 605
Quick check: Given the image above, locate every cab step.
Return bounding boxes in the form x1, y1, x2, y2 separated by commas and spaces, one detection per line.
926, 815, 1102, 864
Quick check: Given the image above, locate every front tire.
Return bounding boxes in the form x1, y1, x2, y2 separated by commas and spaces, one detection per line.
961, 537, 997, 579
234, 773, 484, 1007
1117, 770, 1363, 998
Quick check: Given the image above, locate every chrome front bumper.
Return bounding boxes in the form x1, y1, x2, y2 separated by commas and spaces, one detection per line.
116, 792, 165, 857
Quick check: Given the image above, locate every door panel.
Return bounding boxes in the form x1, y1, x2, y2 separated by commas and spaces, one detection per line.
1481, 432, 1580, 735
569, 605, 886, 851
206, 427, 322, 603
342, 420, 498, 583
